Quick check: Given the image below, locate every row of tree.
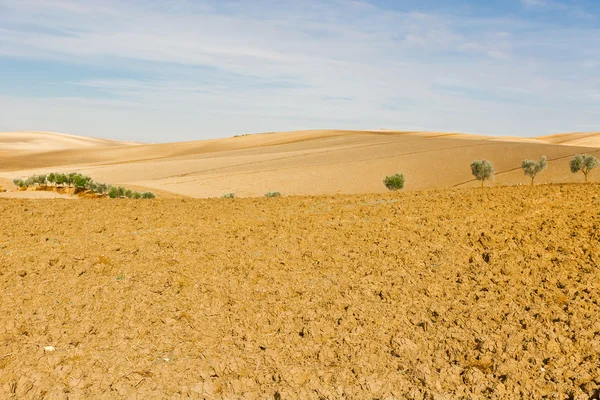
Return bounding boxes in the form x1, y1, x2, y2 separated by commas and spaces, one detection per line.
13, 172, 156, 199
471, 153, 599, 187
384, 153, 599, 191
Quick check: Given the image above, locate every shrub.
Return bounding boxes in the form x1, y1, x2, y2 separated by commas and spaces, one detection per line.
108, 186, 119, 199
35, 174, 47, 186
222, 193, 235, 199
23, 176, 35, 187
470, 160, 495, 187
13, 171, 154, 199
95, 183, 109, 194
66, 172, 78, 187
521, 156, 548, 186
383, 173, 405, 191
570, 154, 599, 183
54, 173, 67, 186
73, 174, 92, 189
265, 192, 282, 197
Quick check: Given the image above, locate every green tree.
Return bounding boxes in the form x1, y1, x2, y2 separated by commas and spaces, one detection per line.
73, 174, 92, 189
570, 154, 599, 183
108, 186, 119, 199
521, 156, 548, 186
383, 173, 405, 191
35, 174, 47, 186
55, 173, 67, 186
470, 160, 495, 188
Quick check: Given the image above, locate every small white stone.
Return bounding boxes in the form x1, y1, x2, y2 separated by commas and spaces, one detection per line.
44, 346, 56, 352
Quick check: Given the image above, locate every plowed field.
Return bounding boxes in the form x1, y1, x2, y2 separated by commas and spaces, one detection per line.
1, 184, 600, 399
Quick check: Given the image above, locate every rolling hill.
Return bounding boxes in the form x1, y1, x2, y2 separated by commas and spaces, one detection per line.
1, 130, 599, 198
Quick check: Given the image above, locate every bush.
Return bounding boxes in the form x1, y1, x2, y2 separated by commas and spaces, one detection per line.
34, 174, 47, 186
95, 183, 109, 194
521, 156, 548, 186
66, 172, 78, 187
12, 172, 155, 200
222, 193, 235, 199
23, 176, 35, 187
570, 154, 599, 183
265, 192, 282, 197
470, 160, 495, 187
54, 173, 67, 186
107, 186, 119, 199
73, 174, 92, 189
383, 173, 405, 191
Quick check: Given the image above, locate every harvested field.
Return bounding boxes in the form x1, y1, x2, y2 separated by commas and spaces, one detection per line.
2, 130, 600, 198
1, 184, 600, 398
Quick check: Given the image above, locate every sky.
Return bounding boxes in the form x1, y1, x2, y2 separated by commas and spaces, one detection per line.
0, 0, 599, 142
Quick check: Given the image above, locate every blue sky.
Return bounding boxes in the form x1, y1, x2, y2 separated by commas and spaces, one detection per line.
0, 0, 599, 142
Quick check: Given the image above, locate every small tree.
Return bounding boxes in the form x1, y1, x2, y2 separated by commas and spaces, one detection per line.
141, 192, 155, 199
55, 173, 67, 186
570, 154, 599, 183
35, 174, 47, 186
73, 174, 92, 190
222, 193, 235, 199
383, 173, 405, 191
470, 160, 495, 187
108, 186, 119, 199
521, 156, 548, 186
265, 192, 282, 197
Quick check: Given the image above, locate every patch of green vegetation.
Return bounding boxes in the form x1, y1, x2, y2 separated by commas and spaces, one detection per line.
13, 172, 156, 199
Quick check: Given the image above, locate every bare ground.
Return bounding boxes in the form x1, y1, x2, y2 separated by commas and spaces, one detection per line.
1, 184, 600, 399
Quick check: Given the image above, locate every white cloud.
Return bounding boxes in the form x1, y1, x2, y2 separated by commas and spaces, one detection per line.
521, 0, 547, 6
0, 0, 598, 141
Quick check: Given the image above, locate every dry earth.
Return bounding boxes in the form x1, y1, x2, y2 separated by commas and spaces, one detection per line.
1, 130, 600, 198
1, 184, 600, 399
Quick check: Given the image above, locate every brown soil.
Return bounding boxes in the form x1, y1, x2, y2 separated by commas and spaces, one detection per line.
1, 184, 600, 398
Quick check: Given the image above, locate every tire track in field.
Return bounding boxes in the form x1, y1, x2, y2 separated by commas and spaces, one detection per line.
158, 135, 500, 185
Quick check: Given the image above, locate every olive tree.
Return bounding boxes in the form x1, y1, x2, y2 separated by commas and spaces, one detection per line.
73, 174, 92, 189
570, 154, 599, 183
521, 156, 548, 186
54, 173, 67, 186
383, 173, 405, 191
470, 160, 495, 187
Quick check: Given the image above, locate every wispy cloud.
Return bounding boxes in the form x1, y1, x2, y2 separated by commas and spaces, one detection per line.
0, 0, 598, 141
